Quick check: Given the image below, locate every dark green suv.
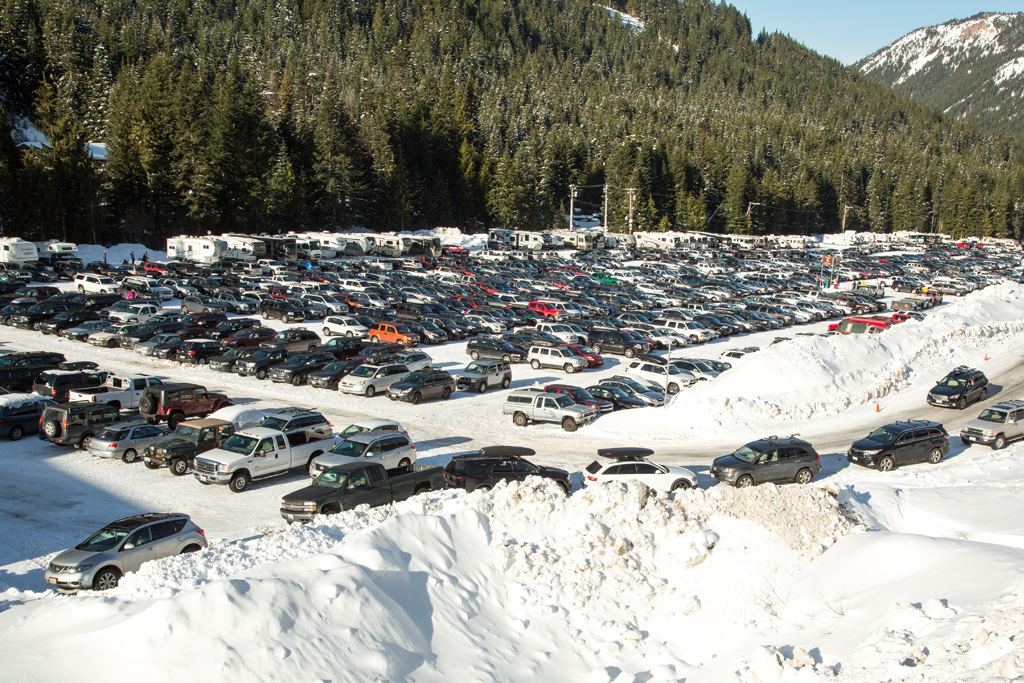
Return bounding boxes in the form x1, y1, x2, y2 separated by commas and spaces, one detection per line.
40, 402, 122, 448
710, 436, 821, 487
847, 420, 949, 471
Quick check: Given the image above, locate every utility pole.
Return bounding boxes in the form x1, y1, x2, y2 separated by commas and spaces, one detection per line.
842, 205, 855, 233
603, 184, 609, 232
746, 202, 764, 233
568, 184, 578, 231
627, 187, 636, 234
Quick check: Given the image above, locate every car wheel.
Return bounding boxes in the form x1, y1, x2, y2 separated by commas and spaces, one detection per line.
592, 343, 602, 354
398, 458, 411, 468
229, 471, 251, 493
331, 378, 341, 391
8, 425, 23, 441
291, 374, 303, 386
170, 458, 189, 476
561, 417, 578, 432
735, 474, 754, 488
167, 412, 185, 430
476, 380, 487, 393
256, 368, 268, 380
121, 449, 138, 464
144, 461, 160, 470
878, 455, 895, 472
501, 354, 511, 363
43, 420, 61, 438
411, 392, 422, 405
476, 485, 492, 492
139, 395, 156, 415
667, 383, 679, 395
470, 350, 480, 360
78, 434, 94, 449
365, 385, 376, 398
530, 359, 541, 369
981, 385, 988, 400
180, 544, 202, 554
346, 330, 354, 337
261, 311, 269, 319
671, 479, 691, 491
93, 568, 120, 591
501, 376, 511, 389
442, 386, 452, 400
994, 434, 1007, 450
795, 468, 813, 484
927, 447, 944, 464
957, 397, 967, 410
370, 335, 379, 343
558, 481, 570, 494
77, 285, 85, 293
513, 412, 528, 427
564, 363, 575, 374
624, 347, 636, 358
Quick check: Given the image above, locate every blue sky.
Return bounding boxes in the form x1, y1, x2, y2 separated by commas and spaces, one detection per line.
726, 1, 1024, 64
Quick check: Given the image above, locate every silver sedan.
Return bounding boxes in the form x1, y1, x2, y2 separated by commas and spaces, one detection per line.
87, 422, 170, 463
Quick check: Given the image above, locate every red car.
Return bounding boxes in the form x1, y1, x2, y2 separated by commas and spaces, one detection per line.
560, 343, 604, 368
220, 327, 278, 348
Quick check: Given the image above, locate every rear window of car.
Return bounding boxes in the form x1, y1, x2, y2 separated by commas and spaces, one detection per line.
585, 461, 602, 474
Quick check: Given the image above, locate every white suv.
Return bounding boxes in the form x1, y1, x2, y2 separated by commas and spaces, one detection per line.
74, 273, 119, 294
106, 303, 160, 324
584, 448, 698, 492
528, 346, 586, 374
338, 363, 411, 397
623, 358, 696, 395
322, 316, 368, 338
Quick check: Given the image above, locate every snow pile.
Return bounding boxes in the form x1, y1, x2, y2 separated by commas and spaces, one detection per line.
0, 478, 861, 682
427, 226, 487, 250
592, 282, 1024, 440
0, 392, 44, 410
76, 243, 166, 265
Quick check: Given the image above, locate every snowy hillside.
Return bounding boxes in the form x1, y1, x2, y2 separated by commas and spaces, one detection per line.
855, 12, 1024, 140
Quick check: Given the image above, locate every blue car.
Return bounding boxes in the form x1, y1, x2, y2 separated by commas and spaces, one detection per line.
0, 393, 56, 440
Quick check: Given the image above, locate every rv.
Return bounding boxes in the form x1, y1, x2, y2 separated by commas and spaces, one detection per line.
166, 236, 227, 264
257, 235, 298, 261
368, 235, 402, 257
33, 241, 79, 263
316, 233, 347, 258
401, 236, 442, 257
634, 232, 684, 250
222, 235, 266, 262
0, 238, 38, 265
512, 231, 544, 251
288, 234, 323, 260
553, 231, 597, 251
488, 228, 514, 250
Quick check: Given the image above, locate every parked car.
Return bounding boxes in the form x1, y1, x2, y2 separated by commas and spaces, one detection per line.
86, 421, 170, 463
527, 345, 587, 373
33, 369, 108, 403
219, 327, 277, 349
960, 400, 1024, 450
387, 370, 456, 403
280, 462, 443, 521
142, 418, 236, 475
39, 402, 122, 448
44, 513, 207, 592
466, 337, 525, 363
847, 420, 949, 471
0, 351, 66, 392
67, 374, 163, 411
269, 352, 338, 386
234, 346, 289, 379
710, 436, 821, 487
543, 384, 614, 413
623, 357, 696, 395
309, 431, 417, 477
139, 383, 233, 429
457, 360, 512, 393
337, 419, 408, 439
178, 339, 227, 365
503, 388, 597, 432
338, 362, 411, 397
587, 328, 649, 357
0, 393, 55, 440
583, 448, 697, 491
308, 360, 361, 390
926, 366, 989, 410
368, 322, 420, 346
598, 378, 665, 407
193, 425, 336, 492
260, 298, 305, 323
585, 384, 647, 410
443, 446, 570, 493
322, 316, 369, 338
264, 328, 321, 353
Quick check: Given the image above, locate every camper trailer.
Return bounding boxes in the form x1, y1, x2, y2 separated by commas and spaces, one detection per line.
541, 232, 565, 250
257, 235, 298, 261
315, 233, 347, 259
400, 236, 442, 257
33, 241, 79, 263
634, 232, 685, 250
288, 234, 323, 260
512, 231, 544, 251
369, 234, 402, 258
222, 235, 266, 262
553, 231, 597, 251
488, 228, 514, 250
166, 236, 228, 264
0, 238, 38, 265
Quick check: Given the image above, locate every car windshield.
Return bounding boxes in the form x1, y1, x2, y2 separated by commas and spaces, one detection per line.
219, 434, 258, 455
571, 389, 595, 401
173, 425, 201, 441
402, 372, 429, 385
731, 445, 763, 463
666, 365, 683, 375
321, 362, 348, 373
75, 526, 132, 552
554, 395, 574, 408
978, 409, 1008, 424
350, 366, 375, 378
866, 426, 902, 445
465, 363, 489, 374
937, 377, 965, 388
339, 424, 371, 438
313, 471, 348, 488
96, 427, 130, 441
250, 349, 275, 359
329, 439, 367, 457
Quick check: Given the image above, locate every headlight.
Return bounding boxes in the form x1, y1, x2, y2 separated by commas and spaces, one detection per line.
216, 464, 230, 474
983, 429, 996, 436
71, 564, 93, 573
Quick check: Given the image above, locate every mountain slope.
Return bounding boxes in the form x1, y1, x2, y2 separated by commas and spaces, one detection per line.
855, 12, 1024, 141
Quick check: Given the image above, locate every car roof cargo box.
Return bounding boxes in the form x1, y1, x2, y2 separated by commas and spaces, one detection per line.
597, 447, 655, 460
478, 445, 536, 458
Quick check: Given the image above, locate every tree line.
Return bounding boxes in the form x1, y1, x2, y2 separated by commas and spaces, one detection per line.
0, 0, 1022, 247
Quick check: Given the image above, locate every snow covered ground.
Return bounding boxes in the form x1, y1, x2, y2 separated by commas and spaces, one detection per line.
1, 279, 1024, 681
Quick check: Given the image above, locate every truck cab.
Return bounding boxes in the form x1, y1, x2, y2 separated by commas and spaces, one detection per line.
193, 426, 336, 492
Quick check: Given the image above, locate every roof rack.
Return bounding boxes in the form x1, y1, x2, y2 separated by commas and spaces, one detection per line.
477, 445, 536, 458
597, 447, 655, 461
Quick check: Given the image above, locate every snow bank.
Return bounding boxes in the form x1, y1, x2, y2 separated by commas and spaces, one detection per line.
0, 392, 43, 409
591, 282, 1024, 441
76, 243, 166, 265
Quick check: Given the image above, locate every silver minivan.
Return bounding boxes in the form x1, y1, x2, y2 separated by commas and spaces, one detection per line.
309, 432, 416, 477
87, 421, 171, 463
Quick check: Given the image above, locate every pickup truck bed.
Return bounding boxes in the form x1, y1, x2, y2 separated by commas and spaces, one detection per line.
280, 463, 443, 521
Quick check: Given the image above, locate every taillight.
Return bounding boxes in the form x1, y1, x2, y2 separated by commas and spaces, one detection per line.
51, 389, 57, 396
586, 475, 597, 482
411, 445, 416, 450
197, 529, 205, 536
108, 443, 117, 449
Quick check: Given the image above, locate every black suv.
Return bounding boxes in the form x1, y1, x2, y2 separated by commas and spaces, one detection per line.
308, 360, 361, 390
927, 366, 988, 410
40, 402, 122, 448
387, 370, 456, 404
38, 310, 101, 335
269, 352, 338, 385
178, 339, 226, 365
265, 328, 321, 353
587, 328, 649, 358
847, 420, 949, 471
0, 351, 66, 391
33, 369, 108, 402
710, 436, 821, 487
466, 337, 525, 363
235, 346, 290, 379
260, 298, 305, 323
442, 446, 570, 493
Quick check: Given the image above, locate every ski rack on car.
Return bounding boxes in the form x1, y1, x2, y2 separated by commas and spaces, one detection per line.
597, 447, 655, 461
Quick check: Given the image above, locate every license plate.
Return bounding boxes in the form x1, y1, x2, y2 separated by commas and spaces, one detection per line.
47, 577, 56, 584
285, 514, 293, 520
199, 475, 210, 482
963, 436, 973, 442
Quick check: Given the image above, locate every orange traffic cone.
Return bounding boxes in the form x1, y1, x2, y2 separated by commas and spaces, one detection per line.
875, 403, 881, 412
984, 353, 989, 361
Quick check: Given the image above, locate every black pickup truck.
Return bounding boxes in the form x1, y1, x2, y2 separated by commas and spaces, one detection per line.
279, 462, 443, 522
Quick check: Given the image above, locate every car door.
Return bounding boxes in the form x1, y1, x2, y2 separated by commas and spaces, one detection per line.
892, 431, 919, 465
1012, 410, 1024, 441
148, 520, 186, 559
633, 462, 661, 487
755, 449, 785, 483
344, 467, 376, 508
119, 524, 157, 573
535, 396, 557, 421
491, 459, 518, 484
250, 437, 279, 476
367, 465, 391, 506
773, 447, 804, 481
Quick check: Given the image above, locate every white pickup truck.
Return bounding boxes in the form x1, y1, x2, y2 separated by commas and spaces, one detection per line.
68, 375, 165, 411
193, 427, 337, 492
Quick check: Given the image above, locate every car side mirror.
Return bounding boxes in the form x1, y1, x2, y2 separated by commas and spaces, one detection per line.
123, 541, 135, 550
